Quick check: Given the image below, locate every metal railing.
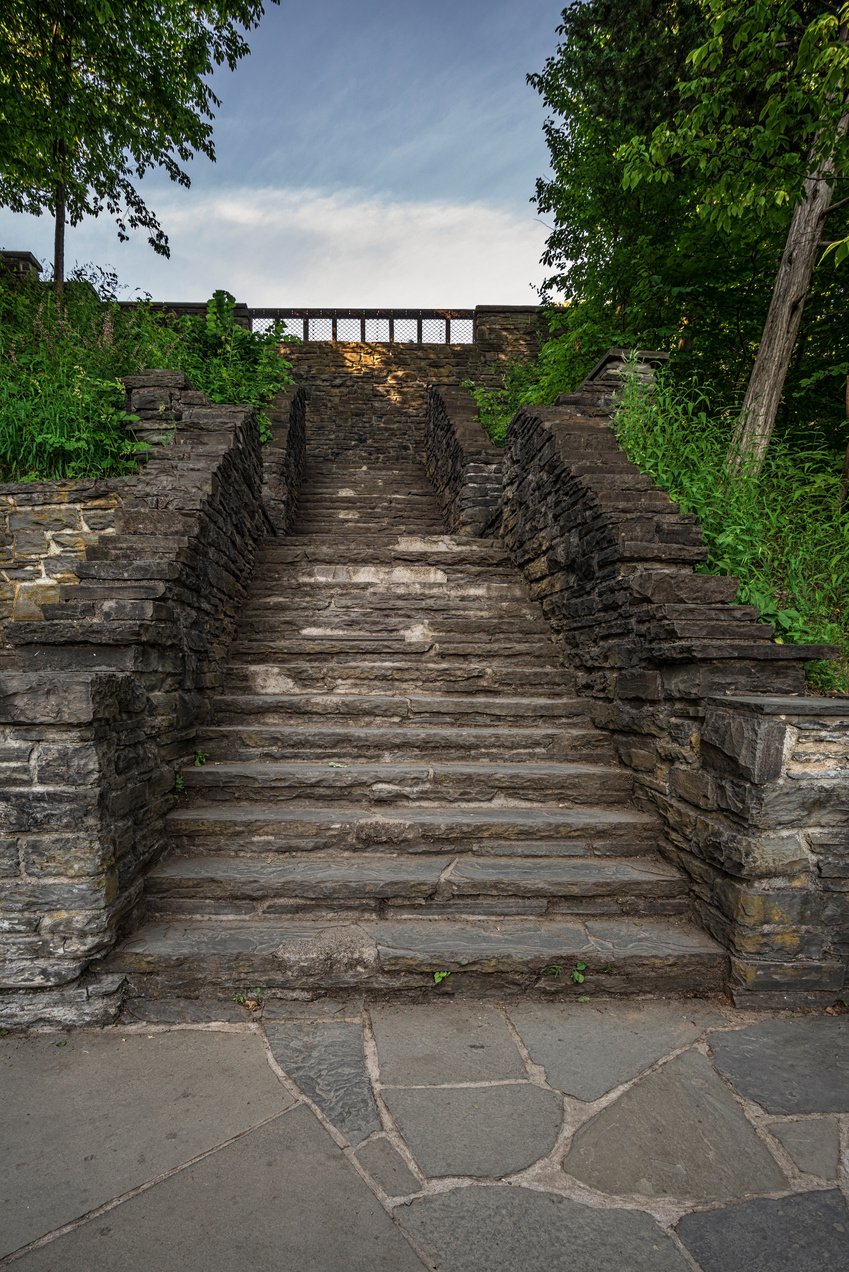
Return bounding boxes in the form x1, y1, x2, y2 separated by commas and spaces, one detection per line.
245, 308, 475, 345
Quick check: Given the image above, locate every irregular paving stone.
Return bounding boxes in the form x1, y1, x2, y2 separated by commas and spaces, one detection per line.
371, 1002, 526, 1084
261, 996, 363, 1021
709, 1019, 849, 1113
767, 1118, 841, 1178
563, 1050, 787, 1201
399, 1185, 690, 1272
356, 1137, 421, 1196
13, 1107, 428, 1272
265, 1020, 380, 1145
0, 1031, 293, 1258
676, 1189, 849, 1272
507, 999, 725, 1100
383, 1083, 561, 1177
121, 998, 248, 1024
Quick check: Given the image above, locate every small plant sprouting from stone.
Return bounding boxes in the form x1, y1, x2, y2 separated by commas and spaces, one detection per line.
174, 772, 185, 794
234, 987, 264, 1011
577, 995, 591, 1004
433, 970, 452, 986
570, 961, 588, 985
540, 963, 563, 980
193, 749, 209, 767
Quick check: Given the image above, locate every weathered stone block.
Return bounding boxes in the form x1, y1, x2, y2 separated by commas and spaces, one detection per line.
701, 707, 786, 784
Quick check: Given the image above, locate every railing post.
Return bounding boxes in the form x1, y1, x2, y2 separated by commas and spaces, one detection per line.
388, 316, 394, 344
331, 316, 337, 342
360, 316, 366, 342
416, 317, 423, 345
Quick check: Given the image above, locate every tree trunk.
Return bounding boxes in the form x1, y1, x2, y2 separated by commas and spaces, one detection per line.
728, 19, 849, 478
53, 176, 65, 296
727, 148, 845, 475
840, 374, 849, 509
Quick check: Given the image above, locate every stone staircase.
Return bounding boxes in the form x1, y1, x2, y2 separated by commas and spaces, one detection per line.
108, 409, 725, 1002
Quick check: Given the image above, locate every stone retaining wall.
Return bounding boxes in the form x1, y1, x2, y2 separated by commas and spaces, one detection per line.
498, 363, 848, 1006
424, 351, 849, 1005
0, 372, 303, 1024
425, 385, 502, 536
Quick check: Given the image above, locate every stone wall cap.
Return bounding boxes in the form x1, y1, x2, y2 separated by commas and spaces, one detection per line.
121, 371, 191, 390
708, 694, 849, 717
474, 305, 543, 314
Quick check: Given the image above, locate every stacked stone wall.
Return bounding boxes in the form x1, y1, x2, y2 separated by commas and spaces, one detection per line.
425, 385, 502, 536
425, 352, 849, 1005
0, 373, 305, 1024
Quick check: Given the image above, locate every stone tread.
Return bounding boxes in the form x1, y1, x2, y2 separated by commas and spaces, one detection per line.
210, 692, 591, 724
166, 802, 659, 855
147, 851, 688, 900
107, 914, 725, 995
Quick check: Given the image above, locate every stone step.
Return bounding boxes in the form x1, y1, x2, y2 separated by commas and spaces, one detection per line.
106, 914, 725, 998
198, 722, 612, 762
228, 635, 559, 659
225, 661, 574, 694
144, 851, 689, 918
211, 692, 589, 726
246, 574, 529, 599
178, 758, 633, 806
166, 802, 657, 856
259, 538, 512, 566
239, 592, 544, 620
235, 611, 551, 638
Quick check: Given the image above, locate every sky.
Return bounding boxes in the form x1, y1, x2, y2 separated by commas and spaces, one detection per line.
0, 0, 567, 307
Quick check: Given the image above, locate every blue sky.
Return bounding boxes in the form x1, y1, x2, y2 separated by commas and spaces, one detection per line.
0, 1, 566, 305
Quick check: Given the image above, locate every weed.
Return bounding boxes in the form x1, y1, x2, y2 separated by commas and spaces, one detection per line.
570, 961, 588, 985
540, 963, 563, 980
577, 995, 591, 1003
433, 970, 452, 986
193, 750, 209, 767
174, 773, 185, 794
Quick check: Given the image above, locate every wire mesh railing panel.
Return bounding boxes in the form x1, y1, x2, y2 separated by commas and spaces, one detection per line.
392, 318, 419, 343
449, 317, 474, 344
337, 317, 361, 341
306, 317, 333, 341
364, 317, 390, 342
421, 317, 446, 343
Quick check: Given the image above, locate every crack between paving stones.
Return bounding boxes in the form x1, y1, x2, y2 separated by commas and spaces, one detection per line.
0, 1104, 301, 1267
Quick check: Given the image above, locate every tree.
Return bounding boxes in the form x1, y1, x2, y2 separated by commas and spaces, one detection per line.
528, 1, 793, 395
620, 1, 849, 473
0, 1, 276, 291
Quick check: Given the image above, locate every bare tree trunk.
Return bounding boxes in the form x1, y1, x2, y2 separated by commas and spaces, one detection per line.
53, 175, 65, 297
840, 374, 849, 509
728, 20, 849, 477
728, 141, 846, 475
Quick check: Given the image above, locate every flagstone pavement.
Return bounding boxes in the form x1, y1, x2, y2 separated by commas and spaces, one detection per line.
2, 996, 847, 1270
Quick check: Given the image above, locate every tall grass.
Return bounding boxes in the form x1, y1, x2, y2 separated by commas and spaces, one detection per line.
0, 273, 292, 481
613, 374, 849, 695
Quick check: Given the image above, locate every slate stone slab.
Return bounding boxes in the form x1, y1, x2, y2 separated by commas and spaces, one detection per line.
371, 1002, 526, 1084
507, 1000, 725, 1100
676, 1189, 849, 1272
262, 997, 363, 1021
768, 1118, 841, 1179
265, 1020, 381, 1145
399, 1185, 690, 1272
356, 1137, 421, 1196
563, 1050, 787, 1201
13, 1107, 428, 1272
0, 1031, 293, 1258
710, 1019, 849, 1113
121, 998, 247, 1024
383, 1084, 561, 1177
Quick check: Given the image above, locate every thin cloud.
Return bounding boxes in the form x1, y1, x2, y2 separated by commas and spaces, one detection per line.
0, 186, 549, 307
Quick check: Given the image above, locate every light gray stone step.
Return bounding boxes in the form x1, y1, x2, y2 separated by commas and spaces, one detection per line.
246, 575, 529, 599
239, 593, 545, 621
106, 914, 725, 998
225, 662, 572, 694
178, 759, 631, 805
235, 613, 551, 638
259, 539, 511, 566
198, 722, 611, 762
145, 852, 690, 920
211, 692, 589, 726
228, 635, 558, 660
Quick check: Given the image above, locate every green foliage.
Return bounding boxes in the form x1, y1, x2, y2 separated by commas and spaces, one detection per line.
528, 0, 849, 446
432, 970, 452, 985
0, 273, 292, 481
168, 291, 292, 442
614, 372, 849, 693
0, 1, 277, 275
